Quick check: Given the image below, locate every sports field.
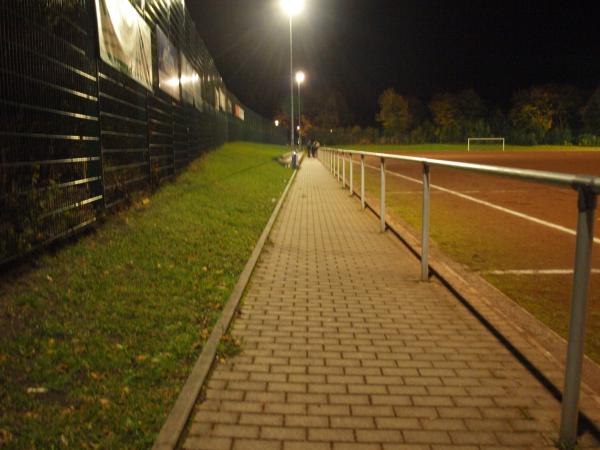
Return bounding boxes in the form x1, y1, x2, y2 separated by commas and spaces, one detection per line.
343, 145, 600, 363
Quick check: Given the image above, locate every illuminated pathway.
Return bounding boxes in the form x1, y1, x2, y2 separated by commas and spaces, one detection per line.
182, 157, 599, 450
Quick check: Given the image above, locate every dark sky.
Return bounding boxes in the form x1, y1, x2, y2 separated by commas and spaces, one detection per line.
188, 0, 600, 126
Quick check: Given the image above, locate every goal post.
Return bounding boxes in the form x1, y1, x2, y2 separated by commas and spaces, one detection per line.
467, 137, 505, 152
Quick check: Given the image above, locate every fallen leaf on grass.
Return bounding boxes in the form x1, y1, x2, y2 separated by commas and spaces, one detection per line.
99, 398, 110, 408
0, 428, 13, 445
46, 275, 53, 282
135, 354, 148, 362
26, 386, 47, 394
60, 407, 74, 416
142, 198, 150, 206
90, 372, 101, 380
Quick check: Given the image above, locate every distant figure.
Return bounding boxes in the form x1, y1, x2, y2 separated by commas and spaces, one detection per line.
312, 140, 320, 158
306, 140, 313, 158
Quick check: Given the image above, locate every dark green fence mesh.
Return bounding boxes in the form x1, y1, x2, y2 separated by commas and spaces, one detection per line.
0, 0, 285, 264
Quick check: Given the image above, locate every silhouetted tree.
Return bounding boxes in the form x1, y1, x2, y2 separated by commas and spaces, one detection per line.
376, 89, 410, 142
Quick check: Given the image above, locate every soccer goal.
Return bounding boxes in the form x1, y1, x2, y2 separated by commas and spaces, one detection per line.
467, 137, 505, 152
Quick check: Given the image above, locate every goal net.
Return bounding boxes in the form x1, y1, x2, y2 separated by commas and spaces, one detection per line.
467, 137, 505, 152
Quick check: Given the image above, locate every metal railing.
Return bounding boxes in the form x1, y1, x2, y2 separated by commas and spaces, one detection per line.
320, 146, 598, 450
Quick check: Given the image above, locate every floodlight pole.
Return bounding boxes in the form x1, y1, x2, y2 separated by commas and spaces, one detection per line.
297, 81, 302, 148
289, 16, 295, 160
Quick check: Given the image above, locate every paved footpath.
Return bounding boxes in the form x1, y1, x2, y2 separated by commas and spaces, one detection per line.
183, 158, 599, 450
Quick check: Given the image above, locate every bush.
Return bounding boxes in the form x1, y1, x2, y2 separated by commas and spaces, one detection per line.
578, 134, 600, 147
508, 130, 539, 145
544, 128, 574, 145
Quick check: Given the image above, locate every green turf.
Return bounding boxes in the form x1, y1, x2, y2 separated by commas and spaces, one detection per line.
0, 142, 290, 449
341, 143, 600, 153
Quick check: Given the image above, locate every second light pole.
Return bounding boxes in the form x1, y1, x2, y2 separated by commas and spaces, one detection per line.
295, 71, 305, 148
280, 0, 304, 166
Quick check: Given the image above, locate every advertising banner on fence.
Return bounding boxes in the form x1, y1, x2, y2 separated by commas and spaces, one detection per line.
180, 53, 195, 106
157, 27, 180, 100
192, 73, 203, 110
95, 0, 153, 90
235, 105, 245, 121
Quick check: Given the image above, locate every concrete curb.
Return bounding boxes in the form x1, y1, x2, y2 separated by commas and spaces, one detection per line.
337, 169, 600, 430
152, 164, 300, 450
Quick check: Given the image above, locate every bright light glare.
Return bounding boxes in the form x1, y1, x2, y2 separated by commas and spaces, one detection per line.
297, 125, 301, 130
295, 71, 305, 84
280, 0, 305, 17
275, 120, 280, 127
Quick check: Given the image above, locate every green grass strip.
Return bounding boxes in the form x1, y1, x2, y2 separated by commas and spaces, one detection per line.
0, 142, 290, 449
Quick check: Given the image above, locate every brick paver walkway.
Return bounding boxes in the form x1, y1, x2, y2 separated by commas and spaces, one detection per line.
183, 158, 598, 449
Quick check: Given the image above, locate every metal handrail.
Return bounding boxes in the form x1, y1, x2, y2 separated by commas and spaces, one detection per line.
319, 146, 597, 450
324, 147, 600, 193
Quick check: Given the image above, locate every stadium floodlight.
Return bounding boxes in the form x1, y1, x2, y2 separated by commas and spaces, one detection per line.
280, 0, 305, 17
467, 137, 505, 152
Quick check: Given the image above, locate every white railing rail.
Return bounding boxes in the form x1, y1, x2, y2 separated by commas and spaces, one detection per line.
318, 146, 598, 450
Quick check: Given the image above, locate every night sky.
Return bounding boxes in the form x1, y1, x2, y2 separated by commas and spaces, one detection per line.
188, 0, 600, 126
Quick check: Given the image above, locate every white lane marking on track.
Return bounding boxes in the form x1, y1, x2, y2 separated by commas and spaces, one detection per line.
483, 269, 600, 275
363, 163, 600, 245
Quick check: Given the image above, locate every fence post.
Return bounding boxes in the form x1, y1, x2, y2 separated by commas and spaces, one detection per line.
421, 164, 430, 281
559, 189, 597, 449
331, 150, 333, 174
337, 151, 340, 182
380, 157, 386, 232
349, 154, 353, 196
361, 154, 365, 210
342, 152, 346, 188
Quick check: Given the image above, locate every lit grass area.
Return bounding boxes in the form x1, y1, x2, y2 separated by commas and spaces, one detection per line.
342, 143, 600, 153
0, 142, 290, 449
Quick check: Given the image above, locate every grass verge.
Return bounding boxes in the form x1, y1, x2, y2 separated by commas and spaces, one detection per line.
0, 142, 290, 449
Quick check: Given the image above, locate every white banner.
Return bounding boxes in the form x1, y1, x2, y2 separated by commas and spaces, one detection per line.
95, 0, 153, 90
157, 27, 180, 99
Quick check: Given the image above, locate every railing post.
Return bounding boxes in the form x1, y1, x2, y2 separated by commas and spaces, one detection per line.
361, 154, 365, 210
421, 164, 430, 281
559, 189, 597, 449
337, 151, 340, 182
349, 154, 353, 195
380, 157, 386, 232
342, 152, 346, 188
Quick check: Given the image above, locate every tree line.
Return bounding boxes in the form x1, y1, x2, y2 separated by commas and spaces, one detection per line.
283, 84, 600, 146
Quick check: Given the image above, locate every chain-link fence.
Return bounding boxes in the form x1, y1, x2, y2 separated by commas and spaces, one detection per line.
0, 0, 285, 264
